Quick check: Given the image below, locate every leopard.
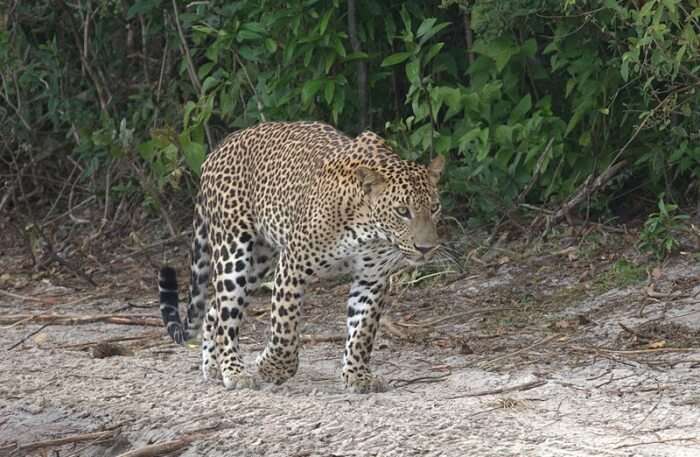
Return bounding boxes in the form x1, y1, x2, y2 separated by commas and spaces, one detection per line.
158, 121, 445, 393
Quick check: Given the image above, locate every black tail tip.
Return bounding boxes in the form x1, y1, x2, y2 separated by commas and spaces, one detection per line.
167, 322, 186, 345
159, 266, 178, 289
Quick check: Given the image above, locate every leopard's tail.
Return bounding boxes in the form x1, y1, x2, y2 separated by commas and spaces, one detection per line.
159, 266, 190, 344
159, 199, 210, 345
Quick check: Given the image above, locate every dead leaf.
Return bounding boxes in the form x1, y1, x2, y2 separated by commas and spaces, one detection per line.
647, 340, 666, 349
555, 246, 578, 261
32, 333, 48, 345
645, 285, 671, 299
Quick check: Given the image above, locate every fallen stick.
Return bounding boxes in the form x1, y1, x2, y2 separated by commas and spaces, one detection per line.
0, 314, 162, 327
0, 289, 58, 304
614, 436, 699, 450
109, 230, 191, 264
395, 308, 517, 328
55, 331, 163, 350
116, 423, 233, 457
443, 379, 547, 400
0, 289, 105, 307
300, 334, 345, 344
479, 334, 558, 368
115, 437, 195, 457
618, 322, 652, 341
571, 345, 699, 354
8, 323, 50, 351
10, 430, 115, 455
539, 160, 627, 228
391, 374, 451, 388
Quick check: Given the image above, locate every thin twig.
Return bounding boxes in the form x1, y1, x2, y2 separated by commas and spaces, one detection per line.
391, 373, 451, 388
0, 314, 162, 327
8, 323, 50, 350
395, 308, 516, 328
478, 334, 558, 368
109, 230, 191, 264
42, 195, 96, 226
347, 0, 368, 129
233, 53, 266, 122
614, 437, 698, 450
443, 379, 547, 400
300, 334, 345, 344
115, 423, 234, 457
55, 331, 162, 350
171, 0, 213, 150
571, 345, 699, 354
129, 161, 177, 237
618, 322, 652, 342
9, 430, 116, 455
0, 289, 61, 304
549, 160, 627, 225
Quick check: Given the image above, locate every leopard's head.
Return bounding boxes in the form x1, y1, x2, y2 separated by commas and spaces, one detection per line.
354, 134, 444, 264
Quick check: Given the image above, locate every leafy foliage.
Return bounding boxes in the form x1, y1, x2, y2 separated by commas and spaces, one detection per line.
1, 0, 698, 228
638, 194, 690, 260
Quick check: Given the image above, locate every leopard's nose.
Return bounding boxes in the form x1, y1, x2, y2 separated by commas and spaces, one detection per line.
414, 244, 436, 255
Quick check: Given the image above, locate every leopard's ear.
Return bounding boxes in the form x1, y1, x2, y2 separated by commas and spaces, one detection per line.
428, 155, 445, 184
355, 166, 385, 197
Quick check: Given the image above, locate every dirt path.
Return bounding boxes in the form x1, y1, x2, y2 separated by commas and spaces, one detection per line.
1, 241, 699, 457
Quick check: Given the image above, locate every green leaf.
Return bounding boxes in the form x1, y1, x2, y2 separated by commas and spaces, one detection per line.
197, 62, 215, 81
332, 85, 346, 122
510, 94, 531, 121
237, 30, 262, 42
127, 0, 158, 19
472, 38, 518, 72
406, 59, 420, 85
334, 38, 347, 58
264, 38, 278, 53
343, 51, 369, 62
183, 101, 196, 129
319, 9, 333, 35
324, 52, 335, 74
424, 42, 444, 65
435, 134, 452, 155
494, 125, 514, 146
302, 79, 324, 105
416, 18, 437, 39
521, 38, 537, 58
201, 76, 220, 94
418, 20, 450, 45
242, 22, 266, 34
182, 140, 206, 176
381, 52, 412, 67
324, 80, 335, 105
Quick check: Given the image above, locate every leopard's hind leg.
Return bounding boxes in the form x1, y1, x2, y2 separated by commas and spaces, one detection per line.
209, 219, 268, 389
185, 200, 220, 381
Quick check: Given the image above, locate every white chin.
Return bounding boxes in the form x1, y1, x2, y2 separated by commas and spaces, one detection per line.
402, 256, 426, 267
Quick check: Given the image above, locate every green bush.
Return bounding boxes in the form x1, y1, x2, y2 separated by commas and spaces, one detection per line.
2, 0, 698, 225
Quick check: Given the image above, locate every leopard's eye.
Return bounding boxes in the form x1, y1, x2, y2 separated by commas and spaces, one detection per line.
431, 202, 441, 214
395, 206, 411, 218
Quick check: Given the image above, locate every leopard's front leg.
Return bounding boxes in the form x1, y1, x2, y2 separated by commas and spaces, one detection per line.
256, 251, 303, 385
341, 272, 389, 393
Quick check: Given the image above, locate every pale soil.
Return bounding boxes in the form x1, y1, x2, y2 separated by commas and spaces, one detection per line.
1, 233, 699, 457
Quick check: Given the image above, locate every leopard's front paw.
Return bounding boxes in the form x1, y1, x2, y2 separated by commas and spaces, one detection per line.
221, 368, 257, 390
256, 351, 298, 385
201, 345, 221, 381
202, 359, 221, 381
342, 368, 387, 394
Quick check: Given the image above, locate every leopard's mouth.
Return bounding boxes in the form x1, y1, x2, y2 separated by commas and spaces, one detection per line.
398, 247, 438, 264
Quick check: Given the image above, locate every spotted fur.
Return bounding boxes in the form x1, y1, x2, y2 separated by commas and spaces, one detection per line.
159, 121, 444, 393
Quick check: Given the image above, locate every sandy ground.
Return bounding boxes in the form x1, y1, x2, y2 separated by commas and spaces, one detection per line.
1, 237, 699, 457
